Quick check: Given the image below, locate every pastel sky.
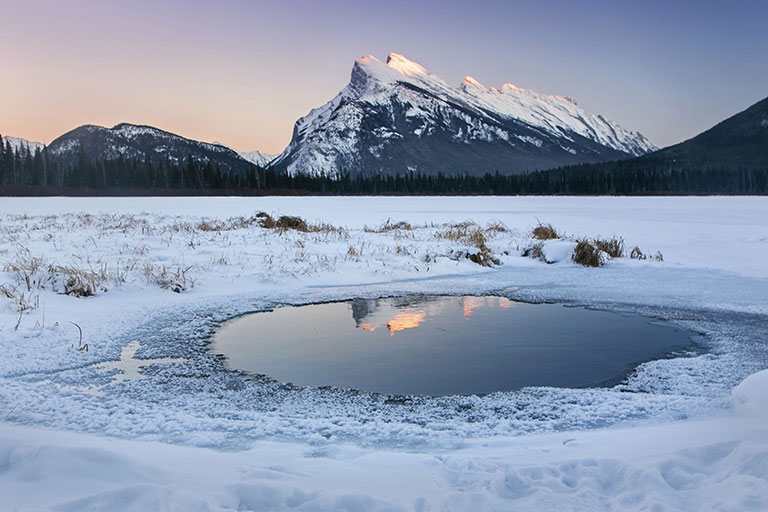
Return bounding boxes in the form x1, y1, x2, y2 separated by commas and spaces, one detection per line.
1, 0, 766, 154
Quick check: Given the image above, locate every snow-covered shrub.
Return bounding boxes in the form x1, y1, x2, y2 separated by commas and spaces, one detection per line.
522, 242, 546, 262
630, 246, 647, 260
364, 220, 414, 232
255, 212, 309, 232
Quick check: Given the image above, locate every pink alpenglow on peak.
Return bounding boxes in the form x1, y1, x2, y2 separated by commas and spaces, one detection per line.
356, 54, 378, 66
463, 76, 487, 89
385, 52, 428, 77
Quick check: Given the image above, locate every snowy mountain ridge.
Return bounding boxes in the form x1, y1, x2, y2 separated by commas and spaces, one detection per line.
46, 123, 258, 175
212, 143, 276, 167
237, 149, 277, 167
47, 123, 235, 158
272, 53, 657, 177
1, 134, 45, 154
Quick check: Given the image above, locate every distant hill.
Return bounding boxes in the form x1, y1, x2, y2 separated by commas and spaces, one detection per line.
641, 96, 768, 169
46, 123, 255, 176
523, 96, 768, 195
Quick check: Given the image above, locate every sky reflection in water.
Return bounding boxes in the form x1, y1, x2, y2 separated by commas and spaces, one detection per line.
212, 296, 696, 396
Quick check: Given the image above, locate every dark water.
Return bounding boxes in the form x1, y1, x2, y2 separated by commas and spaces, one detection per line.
211, 296, 698, 396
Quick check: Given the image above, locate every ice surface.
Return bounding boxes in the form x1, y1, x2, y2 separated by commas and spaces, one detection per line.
0, 196, 767, 510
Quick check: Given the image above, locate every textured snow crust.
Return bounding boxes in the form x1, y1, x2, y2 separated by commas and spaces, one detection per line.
0, 196, 767, 510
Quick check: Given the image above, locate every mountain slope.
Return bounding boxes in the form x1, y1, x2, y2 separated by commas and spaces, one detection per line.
272, 53, 656, 177
46, 124, 254, 175
642, 96, 768, 167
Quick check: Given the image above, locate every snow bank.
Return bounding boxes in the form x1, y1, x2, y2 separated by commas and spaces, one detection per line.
2, 415, 768, 511
733, 370, 768, 418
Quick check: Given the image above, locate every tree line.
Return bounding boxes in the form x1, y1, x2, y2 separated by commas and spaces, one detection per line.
1, 136, 766, 195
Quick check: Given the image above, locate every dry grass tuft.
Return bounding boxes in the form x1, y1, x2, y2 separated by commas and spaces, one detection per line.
146, 264, 195, 293
0, 283, 38, 330
572, 239, 603, 267
307, 222, 348, 237
274, 215, 309, 232
255, 212, 345, 236
594, 237, 624, 258
532, 222, 559, 240
630, 246, 664, 262
364, 220, 414, 233
485, 221, 508, 234
60, 268, 101, 297
394, 245, 413, 256
255, 212, 308, 232
435, 224, 501, 267
196, 220, 226, 232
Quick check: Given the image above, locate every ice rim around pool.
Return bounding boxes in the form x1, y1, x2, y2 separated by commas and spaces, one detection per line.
6, 278, 768, 451
209, 295, 707, 397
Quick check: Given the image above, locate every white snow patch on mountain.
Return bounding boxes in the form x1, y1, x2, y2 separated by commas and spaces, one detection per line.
1, 134, 45, 154
236, 149, 277, 167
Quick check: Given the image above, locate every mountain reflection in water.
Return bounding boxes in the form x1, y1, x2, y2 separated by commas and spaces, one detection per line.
350, 296, 515, 336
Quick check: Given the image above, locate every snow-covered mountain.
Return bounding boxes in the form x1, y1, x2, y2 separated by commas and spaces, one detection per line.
272, 53, 657, 177
46, 124, 254, 174
212, 143, 276, 167
1, 135, 45, 154
237, 149, 277, 167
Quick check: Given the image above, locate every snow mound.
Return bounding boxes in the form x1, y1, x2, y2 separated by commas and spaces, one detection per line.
733, 369, 768, 418
541, 239, 577, 264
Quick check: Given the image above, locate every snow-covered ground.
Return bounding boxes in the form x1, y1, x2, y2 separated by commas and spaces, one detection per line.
1, 196, 767, 511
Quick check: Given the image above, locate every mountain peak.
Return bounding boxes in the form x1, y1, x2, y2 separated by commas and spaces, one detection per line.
463, 76, 486, 89
385, 52, 428, 77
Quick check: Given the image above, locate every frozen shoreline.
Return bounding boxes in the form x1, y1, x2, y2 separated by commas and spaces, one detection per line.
1, 196, 767, 510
